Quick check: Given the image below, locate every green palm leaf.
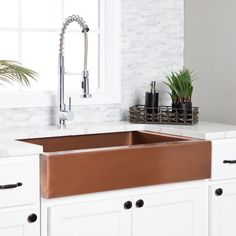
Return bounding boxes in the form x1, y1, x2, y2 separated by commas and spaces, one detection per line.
0, 60, 38, 87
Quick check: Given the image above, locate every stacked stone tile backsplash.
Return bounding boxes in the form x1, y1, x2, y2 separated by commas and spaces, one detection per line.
0, 0, 183, 129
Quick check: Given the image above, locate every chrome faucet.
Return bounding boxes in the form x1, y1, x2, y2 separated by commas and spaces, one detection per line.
58, 15, 90, 128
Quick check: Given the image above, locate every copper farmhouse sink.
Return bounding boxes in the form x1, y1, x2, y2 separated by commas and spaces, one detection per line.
21, 131, 211, 198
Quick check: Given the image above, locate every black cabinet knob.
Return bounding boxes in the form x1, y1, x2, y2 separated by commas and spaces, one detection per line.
124, 201, 132, 210
136, 199, 144, 208
28, 213, 37, 223
215, 188, 223, 196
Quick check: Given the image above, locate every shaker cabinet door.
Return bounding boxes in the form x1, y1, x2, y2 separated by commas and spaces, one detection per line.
132, 185, 207, 236
49, 197, 131, 236
0, 209, 39, 236
210, 181, 236, 236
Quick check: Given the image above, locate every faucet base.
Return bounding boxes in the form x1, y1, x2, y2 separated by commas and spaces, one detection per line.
59, 120, 66, 129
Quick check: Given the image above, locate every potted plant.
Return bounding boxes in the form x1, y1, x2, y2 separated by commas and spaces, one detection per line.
165, 68, 194, 112
0, 60, 37, 87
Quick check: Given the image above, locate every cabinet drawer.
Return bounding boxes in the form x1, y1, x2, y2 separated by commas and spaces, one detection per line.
212, 140, 236, 180
0, 156, 39, 208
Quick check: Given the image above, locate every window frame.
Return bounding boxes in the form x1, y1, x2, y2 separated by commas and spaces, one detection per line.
0, 0, 121, 108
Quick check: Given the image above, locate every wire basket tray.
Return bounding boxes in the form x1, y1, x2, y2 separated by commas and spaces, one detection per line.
129, 105, 199, 125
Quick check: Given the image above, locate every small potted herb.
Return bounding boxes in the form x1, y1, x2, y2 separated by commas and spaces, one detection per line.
165, 68, 194, 112
0, 60, 37, 87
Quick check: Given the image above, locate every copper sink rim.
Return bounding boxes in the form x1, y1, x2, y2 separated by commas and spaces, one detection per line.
20, 130, 200, 155
43, 139, 201, 157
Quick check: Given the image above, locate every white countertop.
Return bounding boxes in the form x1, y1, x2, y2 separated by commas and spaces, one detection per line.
1, 121, 236, 157
0, 139, 43, 158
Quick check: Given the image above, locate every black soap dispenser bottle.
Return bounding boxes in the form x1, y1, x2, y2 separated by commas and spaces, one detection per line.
145, 81, 159, 114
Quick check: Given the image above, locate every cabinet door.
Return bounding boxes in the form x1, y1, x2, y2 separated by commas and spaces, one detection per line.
49, 197, 131, 236
132, 185, 207, 236
0, 209, 39, 236
210, 181, 236, 236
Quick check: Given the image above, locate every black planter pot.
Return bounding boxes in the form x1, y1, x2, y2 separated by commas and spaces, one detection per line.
177, 102, 192, 110
176, 102, 192, 115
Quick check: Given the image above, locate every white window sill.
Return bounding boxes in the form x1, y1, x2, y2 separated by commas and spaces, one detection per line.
0, 86, 121, 109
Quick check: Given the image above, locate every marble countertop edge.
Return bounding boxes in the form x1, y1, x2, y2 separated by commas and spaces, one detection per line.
1, 121, 236, 158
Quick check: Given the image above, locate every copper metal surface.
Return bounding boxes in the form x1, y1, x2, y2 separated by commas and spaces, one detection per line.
22, 131, 187, 152
21, 131, 211, 198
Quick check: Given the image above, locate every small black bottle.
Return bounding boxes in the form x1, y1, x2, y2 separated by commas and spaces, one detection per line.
145, 81, 159, 114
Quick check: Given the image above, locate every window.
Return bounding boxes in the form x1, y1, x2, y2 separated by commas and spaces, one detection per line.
0, 0, 121, 108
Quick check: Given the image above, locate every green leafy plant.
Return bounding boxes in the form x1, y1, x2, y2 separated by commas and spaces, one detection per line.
164, 68, 194, 104
0, 60, 37, 87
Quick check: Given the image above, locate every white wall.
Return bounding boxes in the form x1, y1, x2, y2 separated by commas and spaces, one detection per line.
185, 0, 236, 125
0, 0, 184, 129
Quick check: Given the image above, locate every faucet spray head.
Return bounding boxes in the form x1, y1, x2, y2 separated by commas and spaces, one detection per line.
81, 70, 91, 98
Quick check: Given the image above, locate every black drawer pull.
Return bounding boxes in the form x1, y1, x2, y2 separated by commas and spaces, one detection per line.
0, 182, 22, 189
223, 160, 236, 164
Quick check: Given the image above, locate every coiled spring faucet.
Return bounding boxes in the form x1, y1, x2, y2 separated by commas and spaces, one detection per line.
58, 15, 90, 128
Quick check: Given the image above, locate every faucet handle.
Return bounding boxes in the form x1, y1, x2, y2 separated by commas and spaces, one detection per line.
68, 97, 72, 111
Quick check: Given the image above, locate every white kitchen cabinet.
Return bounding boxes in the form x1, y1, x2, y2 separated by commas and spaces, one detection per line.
47, 182, 207, 236
212, 139, 236, 180
132, 186, 207, 236
210, 181, 236, 236
0, 156, 39, 208
49, 197, 132, 236
210, 139, 236, 236
0, 155, 40, 236
0, 209, 39, 236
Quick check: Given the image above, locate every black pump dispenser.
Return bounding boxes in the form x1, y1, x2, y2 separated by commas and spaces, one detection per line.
145, 81, 159, 113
